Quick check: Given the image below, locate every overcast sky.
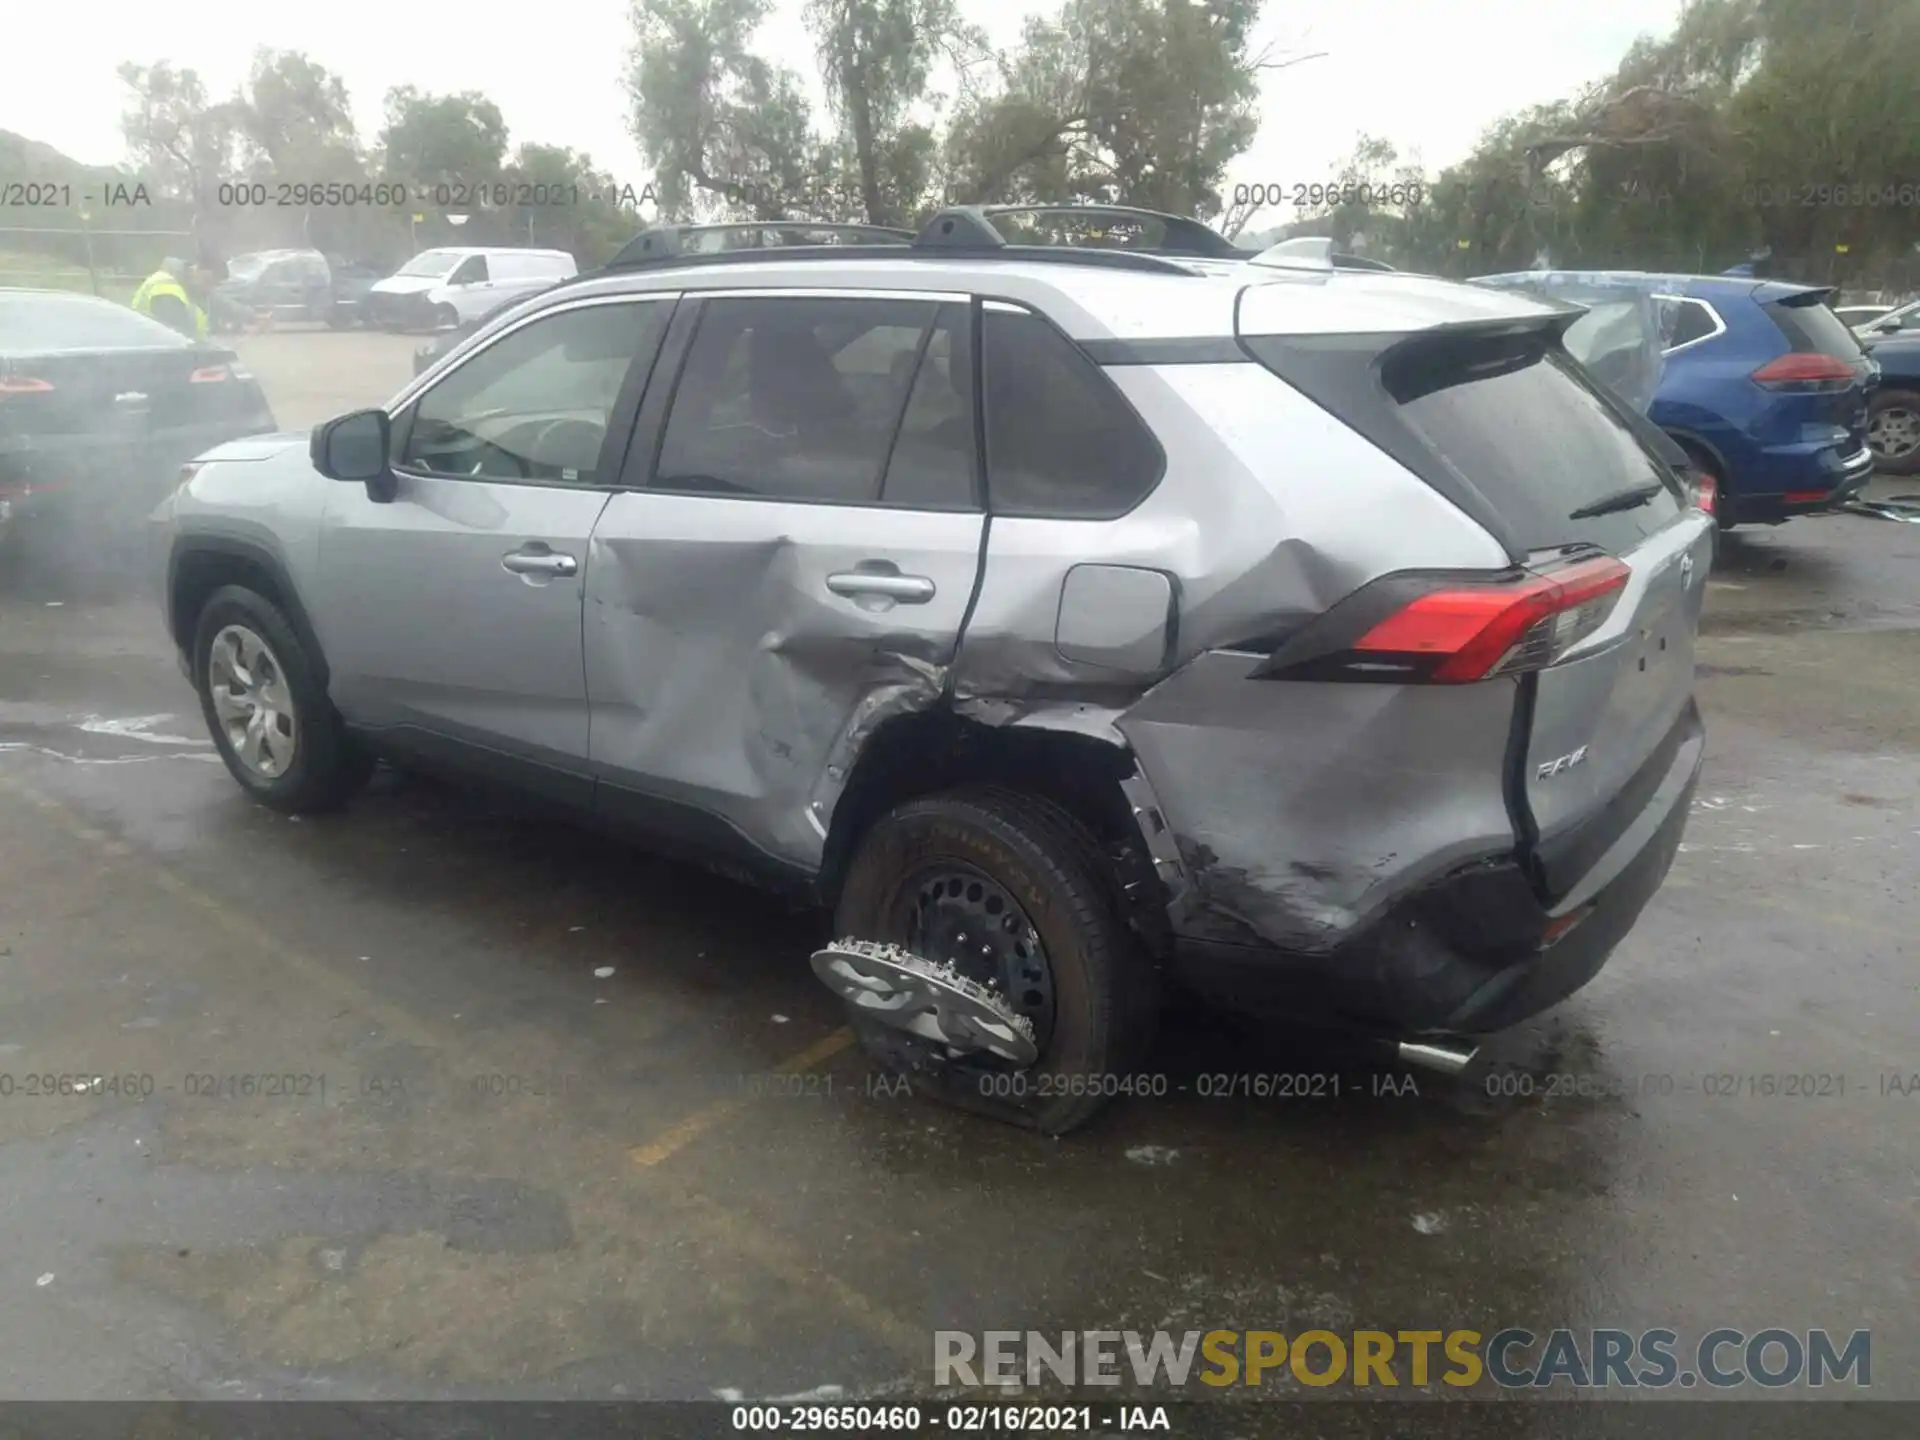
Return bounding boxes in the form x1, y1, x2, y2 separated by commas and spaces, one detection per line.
0, 0, 1686, 229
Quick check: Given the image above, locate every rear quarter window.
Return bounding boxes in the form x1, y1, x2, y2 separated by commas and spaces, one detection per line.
981, 307, 1164, 519
1768, 297, 1866, 359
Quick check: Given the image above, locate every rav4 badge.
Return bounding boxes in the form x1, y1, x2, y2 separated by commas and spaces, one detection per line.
1537, 745, 1590, 780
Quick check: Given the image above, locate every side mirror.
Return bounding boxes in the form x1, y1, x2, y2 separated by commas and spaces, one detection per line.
310, 409, 393, 497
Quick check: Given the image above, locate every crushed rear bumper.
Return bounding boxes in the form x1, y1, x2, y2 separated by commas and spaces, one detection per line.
1165, 702, 1704, 1037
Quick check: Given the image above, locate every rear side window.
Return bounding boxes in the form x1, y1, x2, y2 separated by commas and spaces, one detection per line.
881, 303, 977, 510
981, 307, 1163, 518
653, 295, 938, 504
1663, 298, 1720, 348
1384, 337, 1683, 553
1767, 295, 1866, 359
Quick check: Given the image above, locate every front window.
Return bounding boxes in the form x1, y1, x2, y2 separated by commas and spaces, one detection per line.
396, 301, 671, 484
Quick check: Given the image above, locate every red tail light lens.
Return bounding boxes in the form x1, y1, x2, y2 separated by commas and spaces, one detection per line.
1689, 470, 1717, 516
1750, 353, 1856, 390
189, 365, 234, 384
1255, 555, 1633, 685
1352, 557, 1631, 682
0, 376, 53, 393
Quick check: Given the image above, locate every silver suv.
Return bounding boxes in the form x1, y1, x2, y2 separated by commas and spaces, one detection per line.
154, 207, 1712, 1134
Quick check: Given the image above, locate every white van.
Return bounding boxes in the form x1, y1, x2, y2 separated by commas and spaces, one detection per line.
366, 247, 577, 330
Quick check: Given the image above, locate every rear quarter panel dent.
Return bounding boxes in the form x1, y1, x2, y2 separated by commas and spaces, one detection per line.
1118, 650, 1521, 952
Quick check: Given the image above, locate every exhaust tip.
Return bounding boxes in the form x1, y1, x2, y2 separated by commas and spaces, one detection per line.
1396, 1039, 1479, 1076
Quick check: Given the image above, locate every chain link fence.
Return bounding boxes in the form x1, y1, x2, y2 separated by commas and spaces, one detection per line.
0, 225, 197, 304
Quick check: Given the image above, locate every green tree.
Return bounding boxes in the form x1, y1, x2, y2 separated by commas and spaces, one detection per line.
805, 0, 988, 223
626, 0, 819, 219
375, 86, 510, 191
944, 0, 1265, 219
501, 143, 642, 264
117, 61, 244, 206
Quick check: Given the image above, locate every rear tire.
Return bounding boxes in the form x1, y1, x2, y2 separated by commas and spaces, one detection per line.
833, 786, 1157, 1136
1868, 388, 1920, 477
191, 585, 374, 814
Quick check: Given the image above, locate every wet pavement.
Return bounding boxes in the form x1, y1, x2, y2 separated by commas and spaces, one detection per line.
0, 333, 1915, 1415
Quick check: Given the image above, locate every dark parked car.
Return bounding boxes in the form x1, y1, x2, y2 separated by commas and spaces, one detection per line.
1863, 329, 1920, 475
0, 287, 276, 577
215, 249, 335, 328
322, 259, 386, 329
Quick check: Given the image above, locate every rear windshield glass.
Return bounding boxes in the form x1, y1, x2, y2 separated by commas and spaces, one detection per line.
1383, 336, 1683, 553
1768, 296, 1866, 359
0, 292, 190, 350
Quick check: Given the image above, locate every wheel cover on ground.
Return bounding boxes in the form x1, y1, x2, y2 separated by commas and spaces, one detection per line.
207, 623, 299, 779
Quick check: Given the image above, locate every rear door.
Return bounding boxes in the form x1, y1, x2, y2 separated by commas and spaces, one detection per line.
1242, 310, 1715, 907
583, 290, 985, 876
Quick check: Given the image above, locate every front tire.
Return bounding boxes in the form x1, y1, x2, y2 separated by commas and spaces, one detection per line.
833, 786, 1157, 1135
191, 585, 373, 813
1868, 388, 1920, 477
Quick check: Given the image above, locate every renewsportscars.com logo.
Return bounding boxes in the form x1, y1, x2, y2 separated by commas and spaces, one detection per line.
934, 1328, 1872, 1391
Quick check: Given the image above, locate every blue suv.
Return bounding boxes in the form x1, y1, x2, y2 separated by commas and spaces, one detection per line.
1478, 272, 1879, 529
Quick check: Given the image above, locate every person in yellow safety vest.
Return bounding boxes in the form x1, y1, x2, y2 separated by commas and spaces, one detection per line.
129, 251, 227, 340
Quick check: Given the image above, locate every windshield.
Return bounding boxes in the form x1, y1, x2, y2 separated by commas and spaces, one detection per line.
226, 254, 271, 281
0, 290, 193, 351
396, 249, 463, 278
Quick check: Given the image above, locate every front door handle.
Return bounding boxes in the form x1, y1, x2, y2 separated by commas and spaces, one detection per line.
502, 546, 578, 579
825, 568, 936, 604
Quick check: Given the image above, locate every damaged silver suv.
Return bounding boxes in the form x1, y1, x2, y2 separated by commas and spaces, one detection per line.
154, 207, 1712, 1135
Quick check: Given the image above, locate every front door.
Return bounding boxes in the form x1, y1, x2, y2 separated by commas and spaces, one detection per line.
311, 294, 675, 802
583, 291, 985, 874
444, 253, 495, 323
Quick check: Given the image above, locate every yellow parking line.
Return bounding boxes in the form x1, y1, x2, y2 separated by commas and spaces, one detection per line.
631, 1026, 855, 1168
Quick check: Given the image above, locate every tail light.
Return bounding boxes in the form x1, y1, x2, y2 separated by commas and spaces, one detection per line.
1253, 555, 1633, 685
0, 375, 53, 394
1688, 469, 1717, 516
1750, 353, 1856, 392
189, 365, 236, 384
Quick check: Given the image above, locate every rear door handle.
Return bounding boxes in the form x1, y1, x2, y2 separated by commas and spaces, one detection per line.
825, 569, 936, 603
502, 546, 578, 578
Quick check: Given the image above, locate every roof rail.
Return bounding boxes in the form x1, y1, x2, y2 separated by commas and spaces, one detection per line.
916, 204, 1245, 260
586, 205, 1241, 281
608, 221, 914, 268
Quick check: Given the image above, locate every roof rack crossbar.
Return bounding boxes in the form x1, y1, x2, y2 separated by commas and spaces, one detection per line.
914, 204, 1244, 260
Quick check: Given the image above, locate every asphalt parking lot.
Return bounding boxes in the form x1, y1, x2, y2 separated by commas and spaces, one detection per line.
0, 328, 1916, 1416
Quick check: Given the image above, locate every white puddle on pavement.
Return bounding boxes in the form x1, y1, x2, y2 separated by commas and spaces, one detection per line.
76, 714, 210, 747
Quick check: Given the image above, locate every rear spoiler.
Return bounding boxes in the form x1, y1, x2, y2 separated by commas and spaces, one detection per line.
1765, 285, 1839, 308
